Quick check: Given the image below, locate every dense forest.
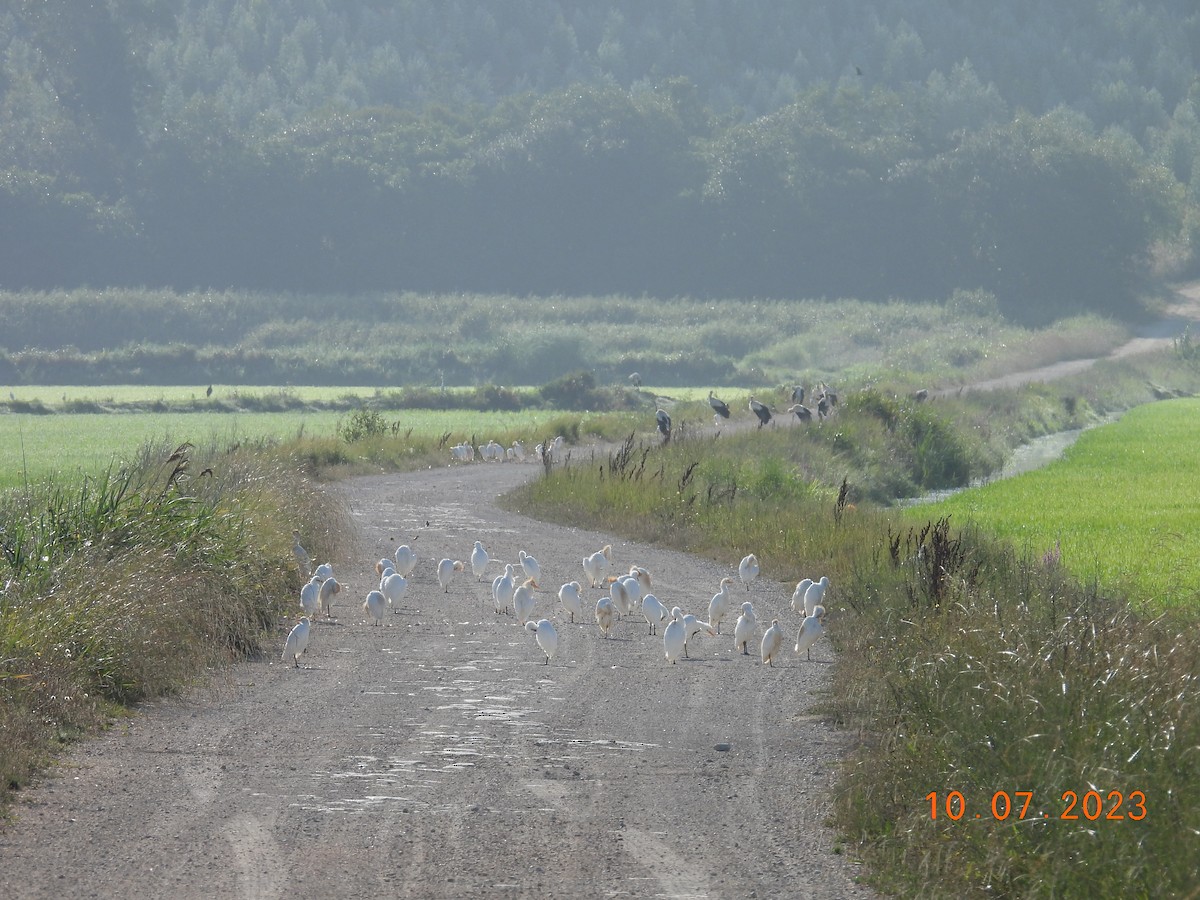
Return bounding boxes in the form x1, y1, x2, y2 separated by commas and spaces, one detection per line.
1, 1, 1199, 324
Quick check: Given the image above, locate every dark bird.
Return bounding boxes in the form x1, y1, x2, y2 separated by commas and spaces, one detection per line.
655, 408, 672, 441
817, 396, 831, 420
206, 384, 213, 397
912, 388, 929, 402
629, 372, 642, 388
787, 404, 813, 423
791, 385, 805, 405
749, 396, 773, 428
707, 390, 731, 419
855, 65, 863, 76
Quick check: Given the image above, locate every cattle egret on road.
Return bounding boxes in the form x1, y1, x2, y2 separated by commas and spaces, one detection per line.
292, 531, 311, 576
363, 590, 387, 625
733, 601, 757, 655
318, 577, 341, 618
738, 553, 760, 590
299, 577, 321, 618
394, 544, 418, 577
708, 577, 735, 634
761, 619, 784, 666
470, 541, 490, 581
795, 605, 826, 660
493, 564, 517, 615
513, 578, 537, 625
381, 572, 408, 614
804, 576, 829, 617
583, 545, 613, 587
437, 558, 464, 592
519, 550, 541, 588
664, 609, 686, 664
641, 593, 671, 635
791, 578, 814, 615
558, 581, 583, 623
525, 618, 559, 665
282, 617, 311, 667
595, 595, 616, 638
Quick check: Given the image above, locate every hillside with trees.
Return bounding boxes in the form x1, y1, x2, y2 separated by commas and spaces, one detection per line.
1, 1, 1198, 324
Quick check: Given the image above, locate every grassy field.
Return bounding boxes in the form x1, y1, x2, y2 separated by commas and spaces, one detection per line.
0, 407, 582, 490
914, 397, 1200, 608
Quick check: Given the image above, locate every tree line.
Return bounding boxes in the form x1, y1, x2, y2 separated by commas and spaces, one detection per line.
1, 2, 1198, 323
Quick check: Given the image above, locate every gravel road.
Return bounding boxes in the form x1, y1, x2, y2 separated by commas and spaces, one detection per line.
0, 461, 876, 899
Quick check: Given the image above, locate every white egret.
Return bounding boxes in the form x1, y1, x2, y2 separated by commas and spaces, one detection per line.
795, 605, 826, 660
761, 619, 784, 666
363, 589, 387, 626
318, 577, 342, 618
381, 571, 408, 614
470, 541, 490, 581
682, 613, 715, 658
513, 578, 537, 625
282, 617, 311, 667
299, 576, 321, 618
708, 577, 735, 634
394, 544, 418, 577
558, 581, 583, 623
525, 618, 559, 665
437, 558, 464, 592
738, 553, 760, 590
641, 593, 671, 635
595, 595, 616, 638
582, 545, 613, 588
790, 578, 814, 615
804, 576, 829, 617
663, 608, 686, 664
610, 576, 634, 618
519, 550, 541, 588
292, 530, 311, 576
493, 564, 516, 615
313, 562, 333, 582
733, 601, 757, 655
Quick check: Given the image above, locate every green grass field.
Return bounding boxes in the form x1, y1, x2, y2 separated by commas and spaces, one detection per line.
914, 397, 1200, 607
0, 406, 577, 490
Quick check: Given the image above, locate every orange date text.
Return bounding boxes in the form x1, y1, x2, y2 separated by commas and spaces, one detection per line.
925, 790, 1147, 822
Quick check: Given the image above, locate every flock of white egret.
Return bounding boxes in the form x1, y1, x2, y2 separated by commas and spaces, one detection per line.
284, 531, 828, 671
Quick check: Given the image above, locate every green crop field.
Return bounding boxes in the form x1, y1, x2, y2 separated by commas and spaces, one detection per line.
913, 397, 1200, 608
0, 406, 576, 490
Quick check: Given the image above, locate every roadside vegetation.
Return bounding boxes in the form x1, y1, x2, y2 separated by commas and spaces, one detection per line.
503, 347, 1200, 898
0, 440, 340, 813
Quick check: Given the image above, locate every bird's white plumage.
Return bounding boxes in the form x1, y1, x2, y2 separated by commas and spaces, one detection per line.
641, 592, 670, 635
313, 562, 333, 582
381, 572, 407, 613
738, 553, 760, 590
394, 544, 418, 577
437, 558, 464, 592
663, 608, 686, 664
595, 595, 616, 638
610, 576, 634, 617
803, 576, 829, 617
470, 541, 489, 581
795, 605, 825, 659
558, 581, 583, 623
761, 619, 784, 666
733, 601, 757, 654
583, 544, 613, 587
299, 576, 321, 618
682, 613, 715, 657
791, 578, 814, 615
513, 578, 537, 625
363, 589, 387, 625
282, 616, 311, 667
519, 550, 541, 587
318, 577, 341, 618
493, 564, 516, 615
708, 577, 735, 634
525, 618, 559, 664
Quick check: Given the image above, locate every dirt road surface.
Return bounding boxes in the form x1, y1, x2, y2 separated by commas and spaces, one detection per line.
0, 462, 875, 899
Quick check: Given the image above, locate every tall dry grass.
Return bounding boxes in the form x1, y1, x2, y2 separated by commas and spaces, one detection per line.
0, 439, 343, 812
